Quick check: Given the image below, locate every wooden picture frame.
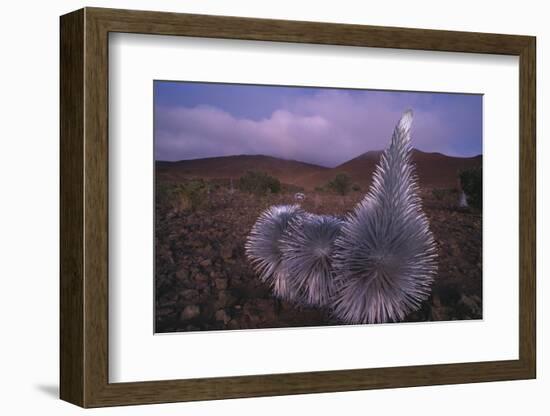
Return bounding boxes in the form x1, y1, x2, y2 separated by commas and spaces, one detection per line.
60, 7, 536, 408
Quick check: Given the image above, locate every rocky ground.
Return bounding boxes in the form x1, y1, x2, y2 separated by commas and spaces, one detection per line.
155, 184, 482, 333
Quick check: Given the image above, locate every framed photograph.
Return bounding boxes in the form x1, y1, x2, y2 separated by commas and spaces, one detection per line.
60, 7, 536, 408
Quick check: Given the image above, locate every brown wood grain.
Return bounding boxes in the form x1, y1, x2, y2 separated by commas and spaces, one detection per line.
518, 38, 537, 375
59, 8, 85, 406
60, 7, 537, 408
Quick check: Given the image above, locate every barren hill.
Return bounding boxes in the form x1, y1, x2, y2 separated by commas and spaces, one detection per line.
156, 155, 328, 187
320, 149, 482, 189
156, 150, 482, 190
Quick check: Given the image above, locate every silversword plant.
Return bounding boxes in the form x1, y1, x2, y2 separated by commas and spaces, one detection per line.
246, 110, 438, 324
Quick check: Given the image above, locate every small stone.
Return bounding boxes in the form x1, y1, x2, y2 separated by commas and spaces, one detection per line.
158, 299, 176, 308
459, 294, 482, 316
180, 305, 200, 320
200, 245, 213, 256
176, 269, 189, 281
157, 245, 174, 264
216, 290, 236, 308
227, 319, 240, 330
221, 245, 233, 259
200, 259, 212, 267
215, 278, 228, 290
180, 289, 199, 301
450, 242, 461, 257
215, 309, 231, 324
431, 306, 448, 321
157, 308, 172, 317
255, 299, 277, 321
194, 273, 208, 282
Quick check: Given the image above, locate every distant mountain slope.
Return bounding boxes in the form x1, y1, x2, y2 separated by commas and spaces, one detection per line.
156, 150, 482, 189
322, 149, 482, 189
156, 155, 328, 187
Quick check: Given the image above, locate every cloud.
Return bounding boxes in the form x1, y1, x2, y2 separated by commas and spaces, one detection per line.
155, 90, 476, 167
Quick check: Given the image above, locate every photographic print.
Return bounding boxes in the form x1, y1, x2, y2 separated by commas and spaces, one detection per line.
154, 81, 482, 333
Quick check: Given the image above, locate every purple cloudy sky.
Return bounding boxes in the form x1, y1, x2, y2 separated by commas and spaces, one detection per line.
154, 81, 482, 168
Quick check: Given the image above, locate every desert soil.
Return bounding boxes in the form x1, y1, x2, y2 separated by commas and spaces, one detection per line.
155, 185, 482, 333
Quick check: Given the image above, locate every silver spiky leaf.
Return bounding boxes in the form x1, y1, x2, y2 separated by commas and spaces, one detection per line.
331, 110, 438, 324
245, 204, 304, 300
279, 214, 343, 307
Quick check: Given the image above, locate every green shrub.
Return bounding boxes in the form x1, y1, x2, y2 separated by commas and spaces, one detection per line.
183, 180, 209, 209
432, 188, 455, 200
156, 180, 207, 212
432, 188, 445, 201
238, 171, 281, 195
327, 173, 352, 195
459, 167, 482, 209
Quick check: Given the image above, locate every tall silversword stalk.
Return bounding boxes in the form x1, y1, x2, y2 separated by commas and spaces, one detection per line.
331, 110, 438, 324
